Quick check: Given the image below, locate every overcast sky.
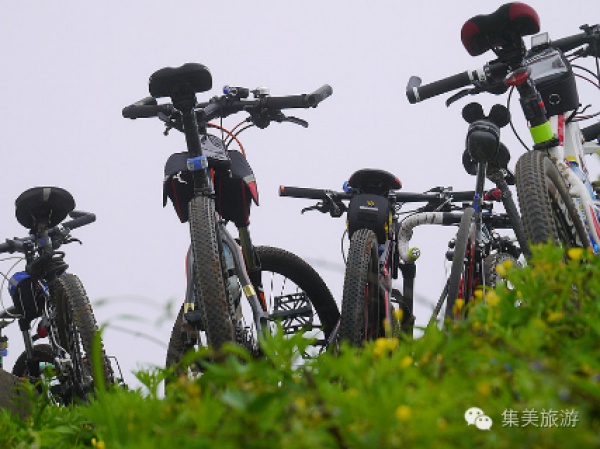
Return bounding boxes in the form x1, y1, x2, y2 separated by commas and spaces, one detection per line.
1, 1, 598, 389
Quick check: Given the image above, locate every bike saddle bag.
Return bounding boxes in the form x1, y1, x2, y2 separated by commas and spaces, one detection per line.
525, 47, 579, 117
8, 272, 45, 322
347, 193, 390, 242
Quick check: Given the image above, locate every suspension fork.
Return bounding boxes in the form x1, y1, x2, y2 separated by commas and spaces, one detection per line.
220, 226, 269, 335
18, 318, 38, 375
237, 226, 268, 311
488, 170, 531, 258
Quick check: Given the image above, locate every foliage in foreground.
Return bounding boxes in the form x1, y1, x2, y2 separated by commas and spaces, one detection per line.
0, 244, 599, 448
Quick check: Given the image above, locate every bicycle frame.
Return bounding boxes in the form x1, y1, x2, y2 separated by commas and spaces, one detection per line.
541, 116, 600, 250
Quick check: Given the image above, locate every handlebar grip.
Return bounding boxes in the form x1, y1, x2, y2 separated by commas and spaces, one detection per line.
581, 121, 600, 142
122, 102, 174, 119
264, 85, 333, 110
279, 185, 347, 200
61, 211, 96, 231
450, 191, 476, 202
552, 31, 591, 53
307, 84, 333, 105
406, 71, 472, 104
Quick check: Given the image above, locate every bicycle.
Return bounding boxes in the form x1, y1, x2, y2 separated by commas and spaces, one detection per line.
0, 186, 116, 404
405, 100, 529, 320
406, 2, 600, 251
122, 63, 340, 367
281, 168, 411, 345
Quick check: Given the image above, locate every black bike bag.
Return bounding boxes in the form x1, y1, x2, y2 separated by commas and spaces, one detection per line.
163, 149, 258, 226
525, 47, 579, 116
8, 272, 44, 322
214, 150, 258, 227
347, 193, 390, 242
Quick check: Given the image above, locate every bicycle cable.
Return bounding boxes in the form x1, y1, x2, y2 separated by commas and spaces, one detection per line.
506, 86, 532, 152
0, 256, 26, 318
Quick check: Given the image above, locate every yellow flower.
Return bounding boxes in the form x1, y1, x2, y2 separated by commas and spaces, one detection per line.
453, 298, 465, 315
400, 355, 413, 369
91, 439, 106, 449
373, 337, 399, 356
294, 396, 307, 411
395, 405, 412, 421
476, 381, 491, 397
547, 311, 564, 323
393, 308, 404, 323
473, 289, 484, 300
485, 291, 500, 307
495, 263, 507, 277
567, 247, 584, 261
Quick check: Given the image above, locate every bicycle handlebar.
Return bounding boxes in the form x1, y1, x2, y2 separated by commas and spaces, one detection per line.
406, 63, 509, 104
279, 185, 476, 203
581, 121, 600, 142
61, 210, 96, 231
0, 210, 95, 254
122, 84, 333, 120
407, 24, 600, 105
551, 24, 600, 55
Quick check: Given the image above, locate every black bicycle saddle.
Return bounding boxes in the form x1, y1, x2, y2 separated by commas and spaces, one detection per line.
15, 186, 75, 230
461, 2, 540, 57
347, 168, 402, 195
149, 63, 212, 99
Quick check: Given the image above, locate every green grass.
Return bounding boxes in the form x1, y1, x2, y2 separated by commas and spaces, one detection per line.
1, 244, 599, 448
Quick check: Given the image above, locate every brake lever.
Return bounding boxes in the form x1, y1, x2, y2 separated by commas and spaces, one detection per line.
301, 203, 326, 214
446, 87, 484, 107
64, 237, 83, 245
281, 116, 309, 128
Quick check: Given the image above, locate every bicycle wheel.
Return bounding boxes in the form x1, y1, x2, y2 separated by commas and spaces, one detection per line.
188, 195, 235, 349
258, 246, 339, 350
165, 245, 340, 370
515, 150, 591, 247
49, 273, 113, 403
445, 207, 476, 319
12, 344, 60, 398
339, 229, 386, 345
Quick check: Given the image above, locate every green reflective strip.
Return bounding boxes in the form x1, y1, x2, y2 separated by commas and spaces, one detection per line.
529, 122, 554, 144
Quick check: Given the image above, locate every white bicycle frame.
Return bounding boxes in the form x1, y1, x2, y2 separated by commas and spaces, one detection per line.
542, 114, 600, 251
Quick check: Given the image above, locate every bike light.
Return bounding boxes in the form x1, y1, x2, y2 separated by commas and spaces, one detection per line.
37, 322, 49, 339
505, 68, 529, 86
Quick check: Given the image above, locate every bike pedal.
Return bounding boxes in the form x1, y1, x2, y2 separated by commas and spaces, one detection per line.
269, 305, 313, 321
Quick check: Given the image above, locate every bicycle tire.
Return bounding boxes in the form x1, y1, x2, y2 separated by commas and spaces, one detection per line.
515, 150, 591, 248
12, 344, 56, 396
445, 207, 476, 319
339, 229, 386, 345
188, 195, 235, 349
50, 273, 113, 403
165, 245, 340, 370
12, 343, 54, 378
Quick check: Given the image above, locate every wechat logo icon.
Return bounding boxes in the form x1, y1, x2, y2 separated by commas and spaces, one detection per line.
465, 407, 493, 430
